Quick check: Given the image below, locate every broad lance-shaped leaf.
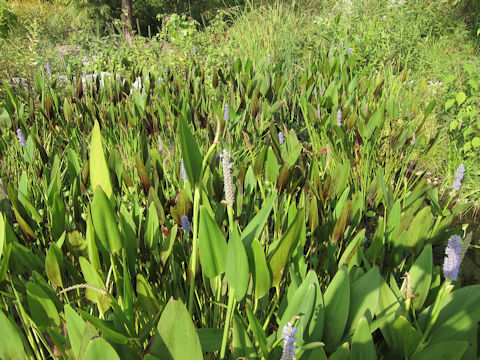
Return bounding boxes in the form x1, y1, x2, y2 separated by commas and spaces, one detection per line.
268, 209, 304, 288
345, 266, 381, 335
226, 226, 249, 301
198, 206, 227, 278
178, 115, 202, 184
145, 202, 160, 250
83, 337, 120, 360
65, 305, 85, 360
79, 257, 110, 315
151, 298, 203, 360
0, 310, 26, 360
90, 121, 113, 199
45, 242, 64, 288
323, 266, 350, 350
351, 317, 376, 360
26, 282, 60, 331
91, 187, 122, 254
251, 238, 271, 300
241, 190, 277, 249
409, 244, 432, 311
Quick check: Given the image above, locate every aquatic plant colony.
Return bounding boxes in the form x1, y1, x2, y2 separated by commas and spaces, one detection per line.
0, 45, 478, 360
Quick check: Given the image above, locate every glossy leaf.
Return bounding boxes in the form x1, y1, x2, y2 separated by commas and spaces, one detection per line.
268, 209, 304, 288
0, 310, 25, 360
153, 298, 203, 360
91, 187, 122, 254
83, 337, 121, 360
323, 266, 350, 350
226, 227, 249, 301
198, 206, 227, 278
178, 115, 202, 184
89, 121, 113, 198
351, 317, 376, 360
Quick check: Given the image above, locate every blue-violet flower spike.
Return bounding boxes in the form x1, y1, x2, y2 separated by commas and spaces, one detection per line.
443, 235, 462, 281
278, 131, 285, 145
45, 62, 51, 75
180, 158, 188, 182
348, 47, 352, 55
224, 104, 229, 122
281, 322, 297, 360
181, 215, 191, 232
17, 129, 27, 147
220, 149, 235, 206
337, 109, 342, 126
452, 164, 465, 191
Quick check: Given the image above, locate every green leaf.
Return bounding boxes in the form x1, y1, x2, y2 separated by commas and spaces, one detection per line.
362, 104, 384, 140
226, 227, 249, 301
281, 131, 302, 167
278, 271, 322, 347
83, 337, 121, 360
328, 342, 350, 360
136, 273, 160, 316
241, 190, 276, 249
445, 99, 455, 111
198, 206, 227, 278
392, 315, 421, 358
351, 317, 376, 360
410, 340, 468, 360
26, 281, 60, 331
423, 285, 480, 344
178, 115, 202, 184
76, 308, 129, 344
346, 267, 381, 335
251, 238, 271, 299
197, 328, 223, 353
471, 136, 480, 149
145, 202, 160, 250
233, 313, 256, 359
265, 147, 280, 183
91, 187, 122, 254
89, 121, 113, 199
246, 305, 268, 358
323, 266, 350, 350
405, 207, 433, 254
268, 209, 304, 288
456, 91, 466, 106
45, 242, 64, 288
78, 257, 110, 315
65, 305, 85, 360
0, 310, 25, 360
152, 298, 203, 360
409, 244, 432, 311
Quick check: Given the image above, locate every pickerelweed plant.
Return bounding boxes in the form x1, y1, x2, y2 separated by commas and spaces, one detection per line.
0, 44, 478, 360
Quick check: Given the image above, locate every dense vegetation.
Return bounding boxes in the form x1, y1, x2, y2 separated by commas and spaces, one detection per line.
0, 0, 479, 359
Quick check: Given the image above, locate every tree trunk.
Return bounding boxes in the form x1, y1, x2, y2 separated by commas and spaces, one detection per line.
121, 0, 133, 44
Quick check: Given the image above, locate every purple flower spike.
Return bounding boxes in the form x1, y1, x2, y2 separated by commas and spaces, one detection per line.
181, 215, 191, 232
348, 47, 352, 55
58, 50, 63, 59
337, 109, 342, 126
443, 235, 463, 281
278, 131, 285, 145
45, 62, 51, 75
192, 46, 197, 56
339, 41, 343, 47
16, 129, 27, 147
452, 164, 465, 191
268, 54, 271, 63
220, 149, 235, 206
281, 322, 297, 360
224, 104, 229, 122
180, 158, 188, 182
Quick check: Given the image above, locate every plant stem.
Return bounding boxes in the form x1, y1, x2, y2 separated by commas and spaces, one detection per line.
188, 185, 201, 314
220, 288, 236, 359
